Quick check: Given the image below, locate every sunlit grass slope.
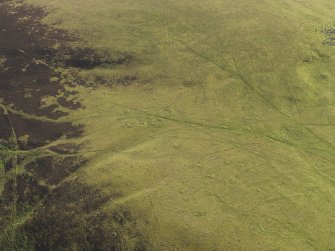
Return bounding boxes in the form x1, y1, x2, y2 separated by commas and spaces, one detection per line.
24, 0, 335, 249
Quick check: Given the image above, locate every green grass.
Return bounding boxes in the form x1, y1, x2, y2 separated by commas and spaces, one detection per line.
19, 0, 335, 249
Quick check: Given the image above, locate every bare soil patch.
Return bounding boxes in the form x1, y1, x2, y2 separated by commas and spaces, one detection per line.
0, 1, 145, 249
322, 27, 335, 46
9, 113, 83, 150
22, 181, 146, 251
26, 155, 87, 185
0, 2, 76, 118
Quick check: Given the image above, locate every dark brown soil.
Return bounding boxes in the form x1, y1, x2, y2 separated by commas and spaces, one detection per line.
0, 2, 76, 119
0, 0, 84, 150
10, 113, 83, 150
322, 27, 335, 46
26, 155, 87, 185
0, 0, 145, 251
61, 47, 135, 69
0, 1, 145, 250
22, 181, 146, 251
57, 96, 81, 110
15, 174, 49, 213
0, 111, 12, 140
0, 173, 49, 225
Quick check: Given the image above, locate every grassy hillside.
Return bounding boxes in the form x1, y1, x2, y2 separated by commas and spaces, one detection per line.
12, 0, 335, 249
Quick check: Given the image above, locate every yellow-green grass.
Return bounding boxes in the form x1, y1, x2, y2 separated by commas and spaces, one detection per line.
22, 0, 335, 249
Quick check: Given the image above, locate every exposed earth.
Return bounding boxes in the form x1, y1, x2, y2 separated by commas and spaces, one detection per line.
1, 0, 335, 250
0, 1, 144, 250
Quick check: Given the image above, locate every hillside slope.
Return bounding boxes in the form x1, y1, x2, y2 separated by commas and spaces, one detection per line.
2, 0, 335, 249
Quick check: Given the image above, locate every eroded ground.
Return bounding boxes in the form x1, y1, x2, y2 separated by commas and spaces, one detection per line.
2, 0, 335, 250
0, 1, 145, 250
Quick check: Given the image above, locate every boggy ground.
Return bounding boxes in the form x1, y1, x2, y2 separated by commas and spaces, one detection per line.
0, 1, 145, 250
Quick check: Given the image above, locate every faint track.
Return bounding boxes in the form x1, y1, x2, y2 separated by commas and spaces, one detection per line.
178, 39, 335, 153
